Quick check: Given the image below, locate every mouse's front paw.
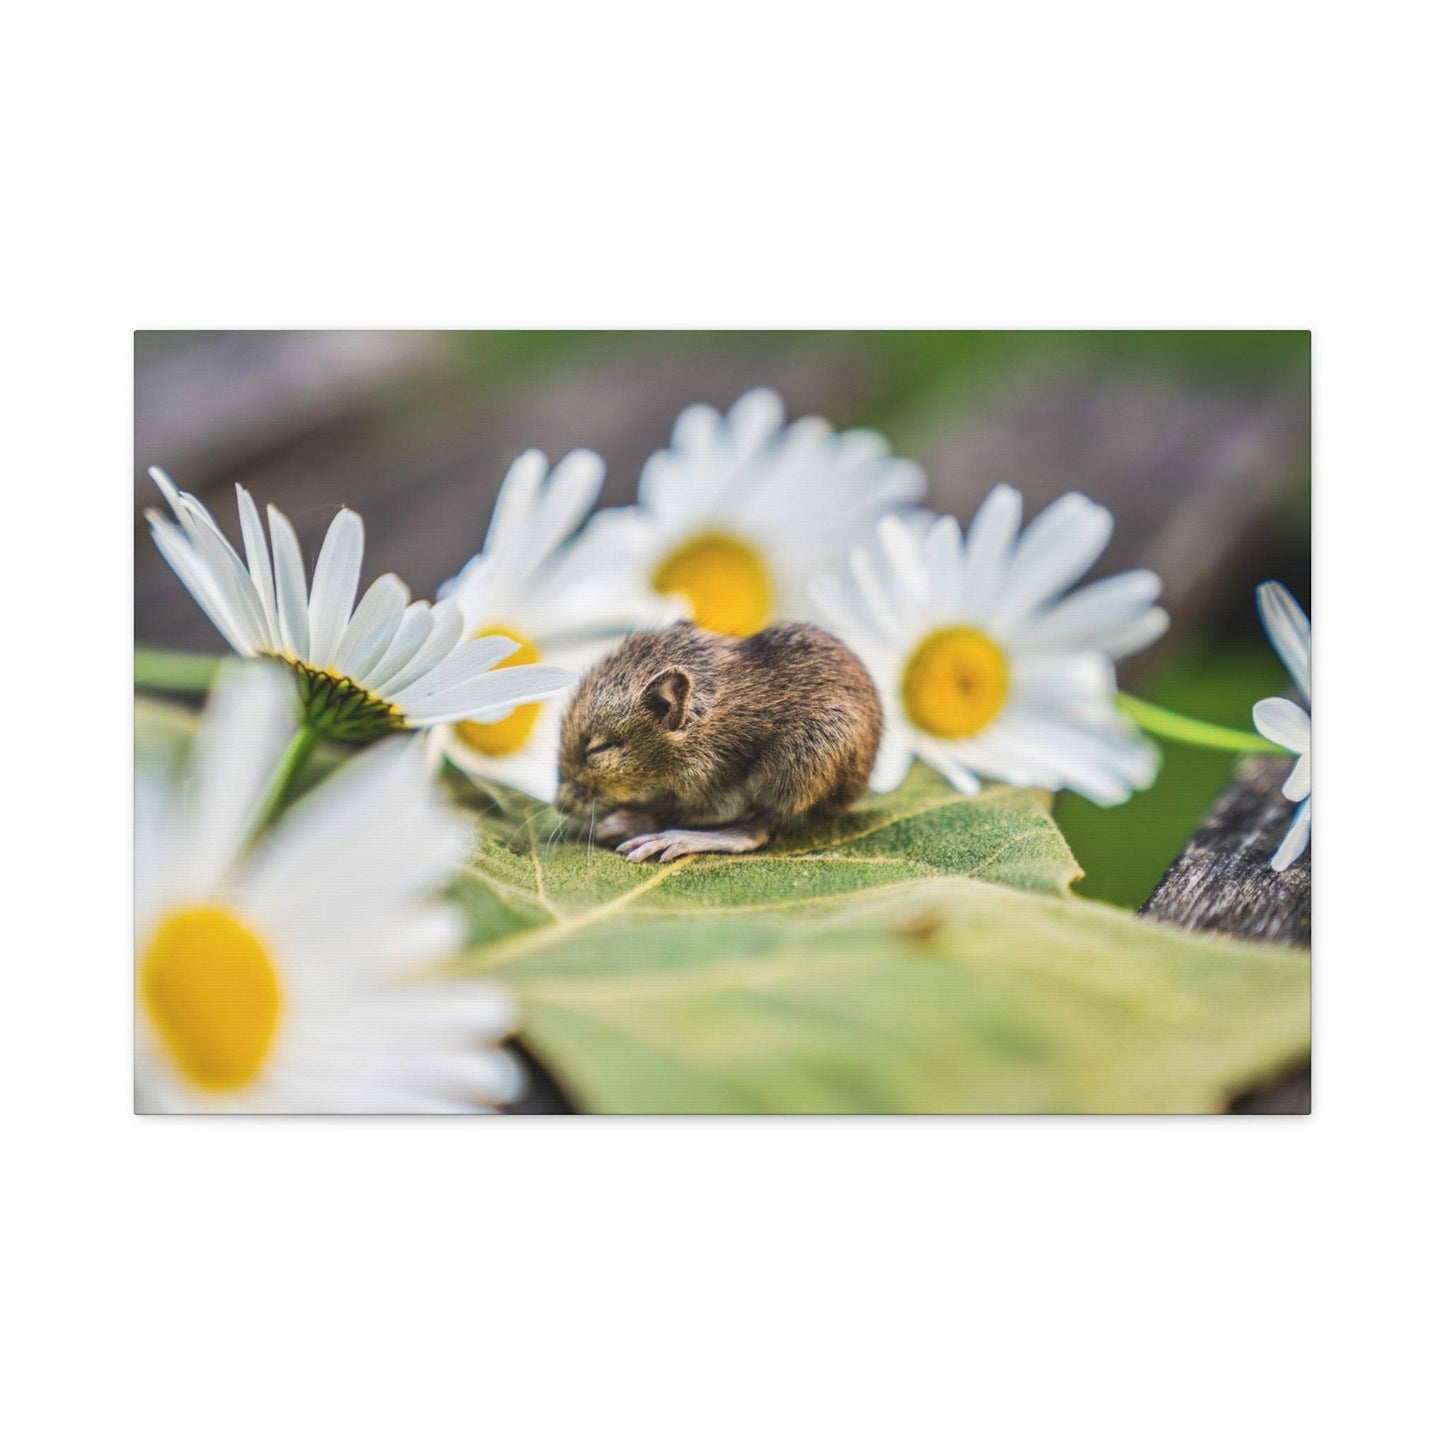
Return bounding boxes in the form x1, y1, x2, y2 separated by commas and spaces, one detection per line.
618, 824, 770, 863
617, 831, 691, 863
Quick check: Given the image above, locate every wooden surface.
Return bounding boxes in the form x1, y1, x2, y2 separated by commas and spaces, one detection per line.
916, 369, 1310, 681
134, 331, 448, 501
1143, 755, 1311, 1113
1143, 755, 1311, 944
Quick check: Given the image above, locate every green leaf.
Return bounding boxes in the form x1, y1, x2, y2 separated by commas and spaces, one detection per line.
453, 769, 1308, 1114
452, 764, 1082, 950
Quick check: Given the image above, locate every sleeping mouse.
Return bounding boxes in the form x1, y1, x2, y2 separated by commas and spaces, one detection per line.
556, 621, 882, 862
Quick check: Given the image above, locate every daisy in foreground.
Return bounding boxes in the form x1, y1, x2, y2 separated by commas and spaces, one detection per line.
813, 489, 1169, 804
146, 468, 575, 743
588, 388, 926, 637
1253, 581, 1312, 871
435, 449, 673, 800
136, 664, 522, 1113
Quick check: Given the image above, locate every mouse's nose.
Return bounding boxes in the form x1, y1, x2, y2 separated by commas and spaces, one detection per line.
556, 779, 589, 816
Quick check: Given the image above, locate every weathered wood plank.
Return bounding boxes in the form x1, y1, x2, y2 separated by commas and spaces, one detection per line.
1143, 755, 1310, 944
1142, 755, 1311, 1112
134, 330, 448, 502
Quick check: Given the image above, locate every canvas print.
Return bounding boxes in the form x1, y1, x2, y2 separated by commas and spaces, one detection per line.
134, 330, 1311, 1114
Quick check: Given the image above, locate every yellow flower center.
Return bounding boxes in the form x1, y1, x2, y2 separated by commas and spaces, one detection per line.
651, 532, 773, 636
139, 905, 283, 1094
455, 627, 543, 757
902, 627, 1010, 739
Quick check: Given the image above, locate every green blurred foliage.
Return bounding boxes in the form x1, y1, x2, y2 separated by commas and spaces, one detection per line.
458, 328, 1309, 423
807, 329, 1309, 434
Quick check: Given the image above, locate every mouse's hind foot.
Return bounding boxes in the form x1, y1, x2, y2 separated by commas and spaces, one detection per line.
618, 821, 771, 864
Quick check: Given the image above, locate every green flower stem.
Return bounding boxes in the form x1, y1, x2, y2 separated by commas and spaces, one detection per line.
247, 722, 322, 844
134, 647, 223, 693
1118, 693, 1288, 755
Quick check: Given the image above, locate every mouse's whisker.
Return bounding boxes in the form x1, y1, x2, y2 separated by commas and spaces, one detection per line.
503, 803, 553, 850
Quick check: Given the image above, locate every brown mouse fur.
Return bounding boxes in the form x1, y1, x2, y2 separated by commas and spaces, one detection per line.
557, 621, 882, 862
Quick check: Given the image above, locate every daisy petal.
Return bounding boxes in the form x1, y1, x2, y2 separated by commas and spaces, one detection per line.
868, 721, 915, 793
149, 465, 186, 518
726, 388, 786, 457
1257, 582, 1311, 702
386, 1047, 525, 1106
334, 574, 409, 680
876, 514, 930, 613
382, 982, 519, 1042
994, 493, 1113, 625
1253, 697, 1310, 754
268, 505, 311, 660
389, 634, 522, 705
921, 513, 965, 604
236, 485, 280, 651
847, 543, 913, 647
1025, 570, 1164, 650
383, 599, 466, 697
146, 514, 253, 656
306, 509, 365, 668
483, 450, 547, 558
518, 449, 604, 563
402, 663, 576, 726
1011, 652, 1116, 707
1093, 606, 1171, 659
951, 723, 1063, 791
174, 496, 271, 651
1271, 796, 1311, 871
956, 486, 1023, 620
916, 740, 983, 795
361, 601, 434, 691
1282, 751, 1311, 803
177, 663, 296, 895
672, 400, 726, 455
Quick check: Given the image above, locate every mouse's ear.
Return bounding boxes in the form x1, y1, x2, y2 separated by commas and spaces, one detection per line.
642, 668, 693, 731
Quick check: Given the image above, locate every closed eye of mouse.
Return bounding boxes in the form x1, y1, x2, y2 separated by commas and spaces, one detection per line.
556, 621, 882, 864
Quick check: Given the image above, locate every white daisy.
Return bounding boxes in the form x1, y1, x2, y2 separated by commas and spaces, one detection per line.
435, 449, 675, 801
146, 468, 576, 742
1253, 581, 1312, 871
136, 663, 522, 1113
813, 489, 1170, 805
587, 388, 926, 637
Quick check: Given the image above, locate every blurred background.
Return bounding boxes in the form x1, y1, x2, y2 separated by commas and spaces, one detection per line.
134, 330, 1310, 909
